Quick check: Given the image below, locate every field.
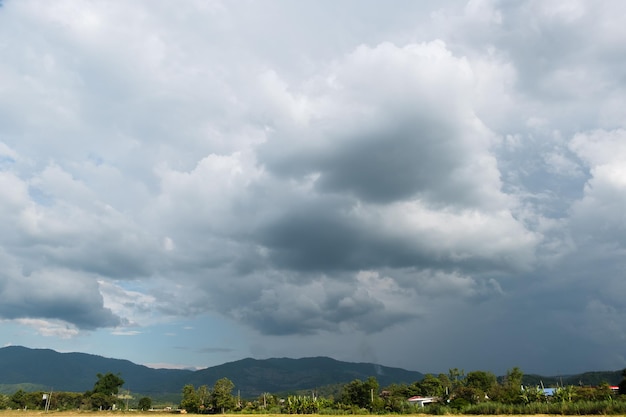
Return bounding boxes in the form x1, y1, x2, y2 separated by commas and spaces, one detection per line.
0, 413, 612, 417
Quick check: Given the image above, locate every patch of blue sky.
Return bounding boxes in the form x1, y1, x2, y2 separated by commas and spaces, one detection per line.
65, 311, 251, 369
0, 154, 15, 167
28, 186, 54, 206
87, 152, 104, 166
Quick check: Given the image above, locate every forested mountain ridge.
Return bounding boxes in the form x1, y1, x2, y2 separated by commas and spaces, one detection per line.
185, 356, 424, 397
0, 346, 621, 400
0, 345, 191, 394
0, 346, 422, 398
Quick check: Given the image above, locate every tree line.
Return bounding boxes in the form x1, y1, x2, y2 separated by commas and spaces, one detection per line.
4, 367, 626, 414
0, 372, 151, 411
178, 367, 626, 414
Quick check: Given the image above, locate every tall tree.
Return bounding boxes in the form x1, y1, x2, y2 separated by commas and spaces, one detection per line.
181, 384, 201, 413
341, 377, 380, 409
418, 374, 446, 397
197, 385, 210, 411
92, 372, 125, 396
448, 368, 465, 390
454, 370, 497, 404
180, 384, 200, 413
87, 372, 124, 410
465, 370, 497, 396
9, 389, 27, 409
496, 367, 524, 404
504, 367, 523, 391
211, 377, 236, 413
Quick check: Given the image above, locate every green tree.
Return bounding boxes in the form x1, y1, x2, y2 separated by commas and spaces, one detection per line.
448, 368, 465, 387
0, 394, 9, 409
92, 372, 125, 395
465, 370, 497, 399
9, 389, 27, 409
437, 373, 452, 400
86, 372, 124, 410
454, 386, 482, 405
504, 367, 523, 391
138, 397, 152, 411
447, 367, 466, 397
211, 377, 236, 413
89, 392, 111, 410
418, 374, 446, 397
341, 376, 380, 410
53, 392, 84, 410
493, 367, 524, 404
197, 384, 210, 411
180, 384, 200, 413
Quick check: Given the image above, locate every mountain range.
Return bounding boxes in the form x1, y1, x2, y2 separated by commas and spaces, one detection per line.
0, 346, 423, 399
0, 346, 622, 401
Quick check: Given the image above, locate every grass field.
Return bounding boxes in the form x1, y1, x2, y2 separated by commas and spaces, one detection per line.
0, 413, 613, 417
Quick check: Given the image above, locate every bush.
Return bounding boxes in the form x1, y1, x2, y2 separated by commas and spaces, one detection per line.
138, 396, 152, 411
448, 397, 470, 411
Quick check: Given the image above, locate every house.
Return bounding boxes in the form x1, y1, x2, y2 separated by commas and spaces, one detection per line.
407, 396, 438, 407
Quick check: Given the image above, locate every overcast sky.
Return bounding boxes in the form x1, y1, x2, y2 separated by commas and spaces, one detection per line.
1, 0, 626, 376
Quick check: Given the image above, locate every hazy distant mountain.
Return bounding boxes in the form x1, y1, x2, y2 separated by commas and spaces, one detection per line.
0, 346, 422, 398
521, 371, 622, 387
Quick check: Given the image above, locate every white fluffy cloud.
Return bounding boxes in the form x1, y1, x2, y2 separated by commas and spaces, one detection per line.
569, 129, 626, 245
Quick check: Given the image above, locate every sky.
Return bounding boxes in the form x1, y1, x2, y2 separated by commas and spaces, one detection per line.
1, 0, 626, 377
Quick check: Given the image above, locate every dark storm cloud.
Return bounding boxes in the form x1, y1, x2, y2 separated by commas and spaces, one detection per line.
0, 268, 122, 329
257, 204, 364, 271
315, 123, 457, 203
13, 234, 158, 280
260, 118, 463, 204
255, 195, 530, 275
257, 41, 503, 210
223, 271, 419, 336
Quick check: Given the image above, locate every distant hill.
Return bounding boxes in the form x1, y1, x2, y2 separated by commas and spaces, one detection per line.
0, 346, 621, 401
0, 346, 422, 399
186, 356, 424, 397
522, 371, 622, 387
0, 346, 191, 395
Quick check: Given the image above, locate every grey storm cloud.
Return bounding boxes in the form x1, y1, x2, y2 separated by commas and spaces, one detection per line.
258, 41, 502, 209
0, 264, 122, 329
262, 119, 464, 204
218, 270, 421, 336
